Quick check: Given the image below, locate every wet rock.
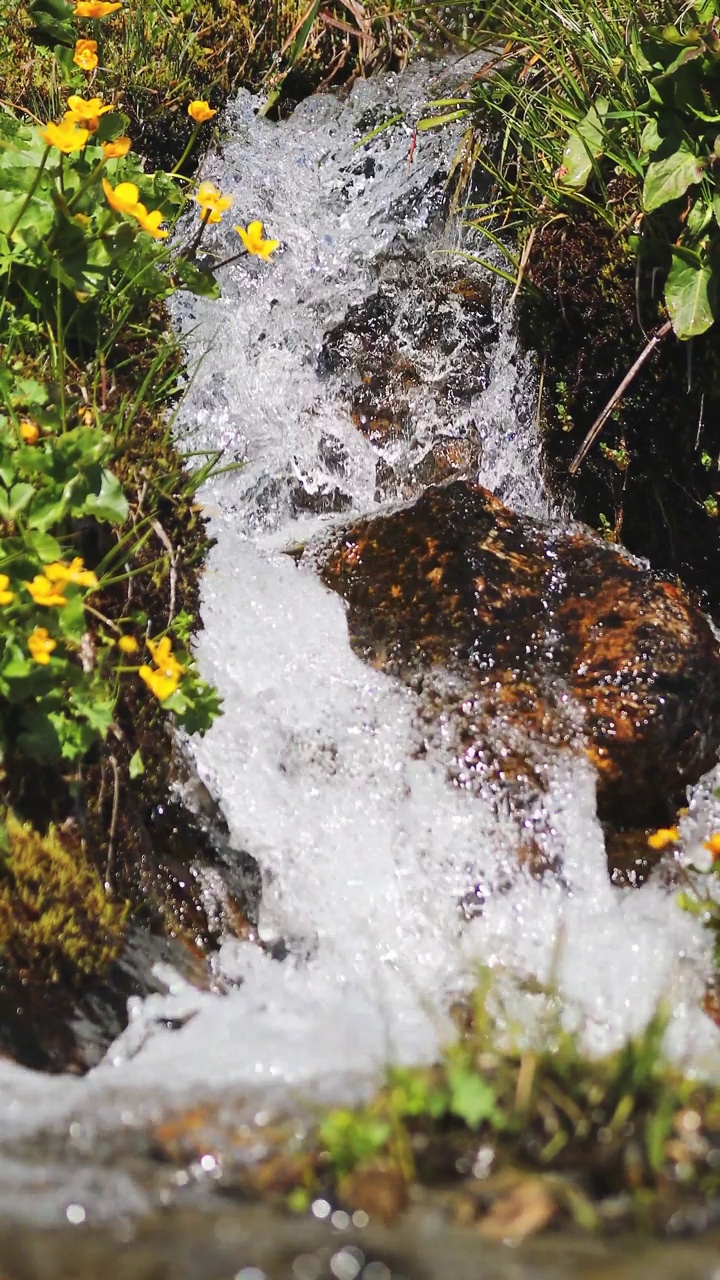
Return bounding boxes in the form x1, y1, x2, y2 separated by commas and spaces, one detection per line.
316, 480, 720, 829
319, 264, 495, 502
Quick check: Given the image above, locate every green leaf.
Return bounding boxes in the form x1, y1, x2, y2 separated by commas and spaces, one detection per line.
129, 748, 145, 779
83, 468, 129, 524
18, 709, 62, 762
665, 251, 716, 338
8, 482, 34, 516
173, 258, 221, 299
447, 1067, 504, 1129
27, 530, 62, 562
27, 490, 70, 532
643, 149, 705, 211
559, 98, 609, 190
640, 118, 664, 154
27, 0, 74, 46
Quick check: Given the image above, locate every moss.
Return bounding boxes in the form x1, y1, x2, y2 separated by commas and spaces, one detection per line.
0, 811, 127, 984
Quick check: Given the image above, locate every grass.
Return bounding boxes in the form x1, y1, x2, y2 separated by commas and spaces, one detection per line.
279, 974, 720, 1239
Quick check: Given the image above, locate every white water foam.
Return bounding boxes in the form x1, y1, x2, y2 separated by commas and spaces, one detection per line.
1, 64, 719, 1219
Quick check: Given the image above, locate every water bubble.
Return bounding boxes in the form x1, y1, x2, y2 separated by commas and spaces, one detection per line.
311, 1198, 332, 1220
330, 1249, 363, 1280
65, 1204, 86, 1225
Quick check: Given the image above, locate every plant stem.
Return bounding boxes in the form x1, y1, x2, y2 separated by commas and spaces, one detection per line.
68, 156, 107, 212
179, 207, 211, 259
169, 121, 201, 176
568, 320, 673, 475
6, 146, 51, 241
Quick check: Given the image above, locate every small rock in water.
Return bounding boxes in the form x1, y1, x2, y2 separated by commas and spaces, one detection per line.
316, 480, 720, 835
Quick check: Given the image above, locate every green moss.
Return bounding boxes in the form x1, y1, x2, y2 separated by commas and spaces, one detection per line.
0, 811, 127, 984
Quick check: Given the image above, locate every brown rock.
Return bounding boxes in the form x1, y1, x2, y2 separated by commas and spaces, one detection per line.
317, 480, 720, 828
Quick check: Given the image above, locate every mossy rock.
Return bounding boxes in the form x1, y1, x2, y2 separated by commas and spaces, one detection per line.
0, 811, 127, 985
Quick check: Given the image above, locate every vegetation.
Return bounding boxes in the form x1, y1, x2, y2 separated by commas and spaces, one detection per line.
0, 810, 126, 981
273, 975, 720, 1238
0, 0, 438, 987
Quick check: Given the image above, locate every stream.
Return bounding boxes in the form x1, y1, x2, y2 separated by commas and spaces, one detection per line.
3, 59, 720, 1278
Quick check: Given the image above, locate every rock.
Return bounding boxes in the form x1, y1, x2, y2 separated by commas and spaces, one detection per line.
319, 264, 495, 502
316, 480, 720, 829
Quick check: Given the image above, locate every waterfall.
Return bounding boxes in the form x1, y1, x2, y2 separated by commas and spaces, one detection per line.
0, 61, 718, 1224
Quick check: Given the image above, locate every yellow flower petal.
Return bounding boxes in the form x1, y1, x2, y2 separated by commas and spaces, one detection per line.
28, 627, 57, 665
117, 635, 138, 654
74, 1, 123, 17
147, 635, 184, 679
139, 665, 180, 701
647, 826, 680, 851
102, 177, 141, 216
134, 205, 168, 239
234, 221, 280, 260
188, 100, 217, 123
0, 574, 15, 606
40, 120, 90, 153
19, 420, 40, 444
44, 557, 98, 589
65, 94, 114, 132
194, 182, 234, 223
24, 575, 67, 608
103, 136, 132, 159
73, 39, 98, 71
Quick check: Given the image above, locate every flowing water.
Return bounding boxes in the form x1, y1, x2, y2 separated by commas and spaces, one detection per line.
3, 62, 720, 1271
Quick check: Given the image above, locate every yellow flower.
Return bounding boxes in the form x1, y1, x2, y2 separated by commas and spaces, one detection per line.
73, 38, 98, 71
234, 220, 280, 261
40, 119, 90, 153
102, 177, 141, 216
74, 1, 123, 16
117, 634, 138, 654
0, 574, 15, 606
19, 420, 40, 444
138, 665, 180, 701
704, 833, 720, 860
134, 204, 168, 239
45, 557, 98, 590
28, 627, 56, 665
65, 94, 113, 132
103, 136, 131, 159
138, 637, 184, 699
194, 181, 234, 224
147, 635, 184, 680
647, 826, 680, 851
188, 100, 216, 123
24, 575, 67, 608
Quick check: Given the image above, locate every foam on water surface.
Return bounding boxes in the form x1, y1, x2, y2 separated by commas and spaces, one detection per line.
1, 63, 720, 1218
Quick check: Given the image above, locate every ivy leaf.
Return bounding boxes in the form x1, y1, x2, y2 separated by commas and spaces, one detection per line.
643, 148, 705, 211
665, 251, 716, 339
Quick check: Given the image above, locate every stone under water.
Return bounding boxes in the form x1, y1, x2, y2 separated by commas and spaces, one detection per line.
317, 479, 720, 831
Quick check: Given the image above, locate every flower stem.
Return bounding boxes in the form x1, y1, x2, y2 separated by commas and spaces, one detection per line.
179, 208, 211, 259
169, 122, 201, 177
68, 156, 107, 212
209, 248, 249, 270
7, 146, 51, 240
